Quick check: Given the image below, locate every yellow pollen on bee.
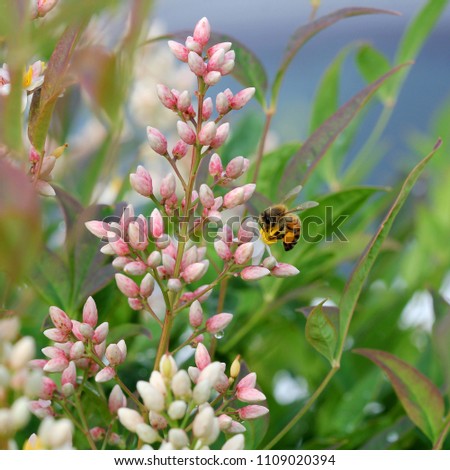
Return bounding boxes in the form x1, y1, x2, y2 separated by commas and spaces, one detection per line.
260, 228, 277, 245
22, 66, 33, 88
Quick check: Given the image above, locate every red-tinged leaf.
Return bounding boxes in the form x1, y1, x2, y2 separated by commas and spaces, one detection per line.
28, 25, 81, 151
280, 62, 410, 192
337, 139, 443, 356
354, 348, 445, 443
271, 7, 400, 103
298, 305, 339, 333
305, 301, 338, 364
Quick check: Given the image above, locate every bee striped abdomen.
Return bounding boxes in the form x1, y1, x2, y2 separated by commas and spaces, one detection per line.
283, 216, 301, 251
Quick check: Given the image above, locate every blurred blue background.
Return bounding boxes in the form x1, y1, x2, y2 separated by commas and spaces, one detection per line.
153, 0, 450, 185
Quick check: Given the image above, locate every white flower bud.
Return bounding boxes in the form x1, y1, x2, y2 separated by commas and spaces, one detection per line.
168, 400, 187, 420
168, 428, 189, 449
136, 423, 159, 444
118, 408, 144, 432
137, 381, 165, 412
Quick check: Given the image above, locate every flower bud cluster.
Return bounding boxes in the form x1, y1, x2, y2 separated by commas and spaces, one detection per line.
117, 353, 268, 449
0, 316, 41, 447
29, 297, 128, 418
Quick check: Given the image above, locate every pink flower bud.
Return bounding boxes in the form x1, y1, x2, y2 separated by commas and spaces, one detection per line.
162, 254, 175, 276
214, 239, 232, 261
147, 251, 162, 268
216, 92, 230, 115
193, 17, 210, 46
90, 427, 105, 442
70, 341, 85, 360
108, 235, 130, 257
33, 0, 59, 18
229, 420, 246, 433
238, 223, 257, 243
220, 59, 235, 75
43, 328, 69, 343
236, 387, 266, 403
198, 121, 217, 146
128, 298, 142, 311
43, 356, 69, 373
172, 140, 188, 159
128, 221, 149, 252
225, 156, 243, 178
49, 306, 72, 332
40, 377, 57, 400
210, 123, 229, 149
230, 87, 255, 110
82, 297, 97, 328
85, 220, 109, 239
208, 153, 223, 176
118, 407, 144, 432
123, 261, 147, 276
206, 313, 233, 334
140, 273, 155, 298
168, 40, 189, 62
177, 90, 191, 112
109, 385, 126, 415
29, 146, 40, 163
182, 261, 209, 284
147, 126, 168, 155
155, 83, 176, 110
61, 361, 77, 387
100, 244, 115, 256
242, 183, 256, 202
241, 266, 270, 281
218, 414, 232, 431
79, 323, 94, 340
159, 173, 176, 200
207, 42, 232, 58
234, 242, 254, 265
237, 372, 257, 391
189, 300, 204, 328
150, 208, 164, 239
117, 340, 127, 360
115, 274, 139, 298
195, 343, 211, 370
93, 322, 109, 344
271, 263, 300, 277
149, 411, 167, 430
202, 97, 213, 120
223, 187, 245, 209
185, 36, 202, 54
130, 165, 153, 197
187, 51, 206, 76
262, 255, 277, 270
176, 121, 196, 145
93, 342, 106, 359
204, 71, 221, 86
194, 284, 212, 303
208, 49, 225, 72
41, 346, 64, 359
95, 366, 116, 383
199, 184, 215, 209
162, 279, 179, 293
106, 344, 123, 366
29, 359, 47, 369
238, 405, 269, 420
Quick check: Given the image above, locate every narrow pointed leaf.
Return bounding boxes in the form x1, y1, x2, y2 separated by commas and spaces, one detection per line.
356, 45, 391, 104
271, 7, 399, 103
354, 348, 445, 443
338, 139, 443, 352
305, 301, 338, 364
28, 25, 81, 151
280, 62, 410, 192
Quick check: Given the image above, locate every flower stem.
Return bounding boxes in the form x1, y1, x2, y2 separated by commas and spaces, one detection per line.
264, 364, 339, 449
433, 412, 450, 450
252, 107, 274, 183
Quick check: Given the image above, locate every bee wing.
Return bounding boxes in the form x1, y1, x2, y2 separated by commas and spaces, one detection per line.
281, 185, 303, 206
286, 201, 319, 213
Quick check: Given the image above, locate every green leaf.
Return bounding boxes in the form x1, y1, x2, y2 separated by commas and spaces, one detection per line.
354, 348, 445, 443
356, 44, 391, 104
271, 7, 399, 105
28, 25, 81, 151
253, 142, 301, 203
280, 62, 410, 192
305, 300, 338, 364
310, 43, 356, 133
338, 139, 443, 353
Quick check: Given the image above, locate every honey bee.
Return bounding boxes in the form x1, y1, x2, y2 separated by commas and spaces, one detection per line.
258, 187, 318, 251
